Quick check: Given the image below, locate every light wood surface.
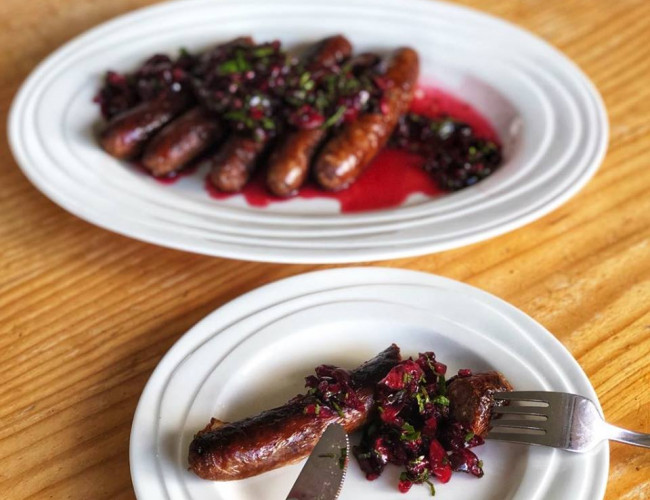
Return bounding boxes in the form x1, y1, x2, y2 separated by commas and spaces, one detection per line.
1, 0, 649, 498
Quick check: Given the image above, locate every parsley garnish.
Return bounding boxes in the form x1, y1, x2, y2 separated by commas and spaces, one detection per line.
331, 400, 345, 418
425, 479, 436, 496
338, 447, 348, 470
431, 395, 450, 406
401, 422, 421, 441
322, 105, 346, 128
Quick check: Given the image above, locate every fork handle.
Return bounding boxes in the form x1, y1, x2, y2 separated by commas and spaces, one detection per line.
604, 423, 650, 449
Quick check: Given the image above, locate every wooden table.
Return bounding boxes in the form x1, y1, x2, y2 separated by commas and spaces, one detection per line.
1, 0, 648, 498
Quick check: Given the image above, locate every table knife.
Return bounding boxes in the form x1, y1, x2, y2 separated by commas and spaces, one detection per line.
285, 423, 349, 500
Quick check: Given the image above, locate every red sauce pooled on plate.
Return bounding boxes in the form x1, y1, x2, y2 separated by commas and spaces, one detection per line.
202, 85, 498, 213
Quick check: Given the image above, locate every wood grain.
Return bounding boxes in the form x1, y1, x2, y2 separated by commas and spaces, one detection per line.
0, 0, 649, 498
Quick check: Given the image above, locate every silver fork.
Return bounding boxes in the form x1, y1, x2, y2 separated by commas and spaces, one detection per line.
487, 391, 650, 451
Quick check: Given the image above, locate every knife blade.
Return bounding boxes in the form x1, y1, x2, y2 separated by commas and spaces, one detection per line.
285, 423, 349, 500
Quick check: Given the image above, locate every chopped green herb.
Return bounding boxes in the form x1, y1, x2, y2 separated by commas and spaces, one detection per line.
331, 401, 345, 418
431, 395, 450, 406
464, 431, 475, 442
314, 93, 329, 111
261, 117, 276, 130
338, 447, 348, 470
299, 71, 312, 87
252, 46, 275, 58
218, 60, 240, 75
478, 460, 484, 468
425, 479, 436, 496
401, 422, 421, 442
415, 392, 429, 414
223, 110, 254, 129
437, 375, 447, 395
218, 50, 251, 75
322, 105, 346, 128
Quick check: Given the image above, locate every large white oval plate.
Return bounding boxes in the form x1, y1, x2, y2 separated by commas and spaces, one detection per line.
130, 267, 608, 499
9, 0, 608, 263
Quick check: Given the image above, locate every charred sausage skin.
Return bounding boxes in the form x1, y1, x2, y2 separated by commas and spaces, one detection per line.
265, 37, 353, 197
314, 47, 419, 191
266, 127, 327, 197
205, 136, 267, 192
447, 371, 513, 437
266, 35, 353, 197
188, 344, 401, 481
141, 107, 222, 177
99, 95, 189, 159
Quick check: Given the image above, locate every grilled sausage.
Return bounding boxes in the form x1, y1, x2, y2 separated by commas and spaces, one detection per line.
141, 107, 222, 177
266, 35, 353, 197
99, 94, 189, 159
266, 128, 327, 196
314, 47, 419, 191
188, 344, 401, 481
303, 34, 353, 70
447, 371, 513, 437
205, 136, 267, 192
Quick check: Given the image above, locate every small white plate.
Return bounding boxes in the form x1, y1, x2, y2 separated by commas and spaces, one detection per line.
8, 0, 608, 263
130, 267, 608, 499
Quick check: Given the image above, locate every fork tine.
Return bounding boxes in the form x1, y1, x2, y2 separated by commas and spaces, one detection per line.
490, 418, 548, 431
492, 405, 550, 416
487, 430, 551, 446
492, 391, 551, 403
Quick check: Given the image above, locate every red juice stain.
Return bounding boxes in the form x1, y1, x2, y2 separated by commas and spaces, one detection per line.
204, 85, 499, 213
205, 149, 435, 212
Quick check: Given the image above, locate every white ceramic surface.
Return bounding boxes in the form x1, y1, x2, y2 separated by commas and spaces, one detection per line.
130, 267, 608, 499
8, 0, 608, 262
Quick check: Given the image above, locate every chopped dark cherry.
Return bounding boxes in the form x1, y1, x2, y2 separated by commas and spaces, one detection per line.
303, 363, 364, 418
449, 448, 484, 478
354, 351, 492, 496
398, 478, 413, 493
390, 113, 502, 191
438, 422, 485, 450
93, 70, 137, 120
94, 50, 195, 120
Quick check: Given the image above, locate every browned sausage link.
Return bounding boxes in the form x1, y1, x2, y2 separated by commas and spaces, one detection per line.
141, 107, 222, 177
447, 371, 513, 437
314, 47, 419, 191
266, 128, 327, 196
266, 35, 353, 197
303, 34, 353, 71
99, 95, 188, 159
188, 344, 401, 481
205, 136, 267, 192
